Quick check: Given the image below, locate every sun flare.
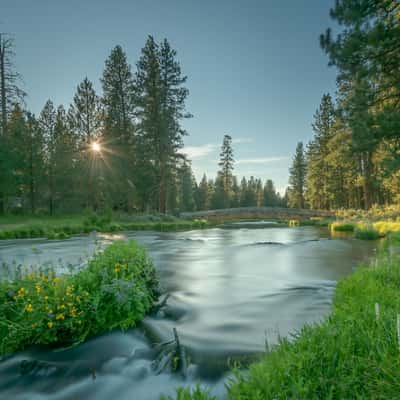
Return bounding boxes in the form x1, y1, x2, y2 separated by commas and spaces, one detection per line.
91, 142, 101, 153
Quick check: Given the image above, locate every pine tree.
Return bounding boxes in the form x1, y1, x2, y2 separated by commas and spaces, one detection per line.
179, 162, 195, 212
211, 173, 226, 209
288, 142, 306, 208
264, 179, 278, 206
135, 36, 191, 213
39, 100, 57, 215
70, 77, 102, 144
239, 177, 248, 207
231, 176, 240, 208
70, 77, 103, 209
306, 94, 336, 209
197, 174, 210, 211
218, 134, 234, 206
101, 45, 136, 210
24, 112, 45, 213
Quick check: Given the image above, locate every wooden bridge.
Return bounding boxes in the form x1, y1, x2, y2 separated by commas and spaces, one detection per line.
180, 207, 333, 222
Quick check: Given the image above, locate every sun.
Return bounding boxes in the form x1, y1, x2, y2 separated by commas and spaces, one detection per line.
91, 142, 101, 153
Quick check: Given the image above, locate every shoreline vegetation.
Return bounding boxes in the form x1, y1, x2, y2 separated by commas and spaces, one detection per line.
0, 241, 159, 355
0, 212, 215, 240
166, 233, 400, 400
331, 205, 400, 240
2, 205, 400, 241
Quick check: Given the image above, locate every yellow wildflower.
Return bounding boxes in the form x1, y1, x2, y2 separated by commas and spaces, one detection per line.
44, 296, 49, 301
25, 303, 33, 313
47, 321, 54, 328
57, 304, 66, 310
53, 277, 61, 284
56, 313, 65, 320
17, 287, 26, 297
35, 284, 41, 294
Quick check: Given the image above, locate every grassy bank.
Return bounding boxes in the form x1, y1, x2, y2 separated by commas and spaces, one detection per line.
166, 234, 400, 400
0, 213, 215, 240
0, 241, 159, 355
331, 205, 400, 240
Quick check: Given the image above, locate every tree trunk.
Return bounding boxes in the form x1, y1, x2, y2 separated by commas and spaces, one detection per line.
0, 35, 7, 137
159, 170, 166, 214
0, 36, 6, 214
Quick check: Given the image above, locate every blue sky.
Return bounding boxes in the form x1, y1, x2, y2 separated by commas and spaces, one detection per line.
3, 0, 338, 193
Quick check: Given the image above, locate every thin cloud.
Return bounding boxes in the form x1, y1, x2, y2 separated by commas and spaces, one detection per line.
180, 144, 218, 159
232, 137, 253, 144
236, 156, 289, 165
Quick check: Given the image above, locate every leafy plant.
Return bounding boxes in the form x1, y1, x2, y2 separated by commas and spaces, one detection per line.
0, 241, 159, 355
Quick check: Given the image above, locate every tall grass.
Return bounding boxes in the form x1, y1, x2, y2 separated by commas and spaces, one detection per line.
0, 213, 214, 240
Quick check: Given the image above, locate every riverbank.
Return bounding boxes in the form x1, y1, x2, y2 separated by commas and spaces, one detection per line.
0, 213, 215, 240
331, 206, 400, 240
167, 234, 400, 399
0, 241, 158, 355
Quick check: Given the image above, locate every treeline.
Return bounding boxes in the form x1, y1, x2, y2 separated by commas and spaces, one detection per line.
177, 135, 287, 212
287, 0, 400, 210
0, 35, 285, 215
0, 35, 191, 214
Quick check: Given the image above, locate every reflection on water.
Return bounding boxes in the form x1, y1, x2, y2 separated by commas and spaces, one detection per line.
0, 227, 377, 399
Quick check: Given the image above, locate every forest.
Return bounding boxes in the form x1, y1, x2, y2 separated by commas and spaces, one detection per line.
2, 0, 399, 217
287, 0, 400, 210
0, 35, 285, 217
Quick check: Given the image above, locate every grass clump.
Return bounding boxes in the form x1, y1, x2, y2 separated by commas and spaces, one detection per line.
354, 225, 381, 240
0, 241, 158, 355
330, 221, 355, 232
167, 236, 400, 400
161, 386, 218, 400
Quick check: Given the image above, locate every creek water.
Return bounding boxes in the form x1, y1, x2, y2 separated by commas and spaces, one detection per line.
0, 226, 377, 400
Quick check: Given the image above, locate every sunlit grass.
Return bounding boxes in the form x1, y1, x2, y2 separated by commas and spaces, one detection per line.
0, 213, 215, 240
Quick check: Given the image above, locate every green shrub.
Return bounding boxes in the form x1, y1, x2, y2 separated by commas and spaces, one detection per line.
354, 226, 380, 240
0, 241, 159, 355
330, 222, 355, 232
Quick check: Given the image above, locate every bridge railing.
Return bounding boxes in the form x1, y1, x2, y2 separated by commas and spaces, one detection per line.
180, 207, 333, 221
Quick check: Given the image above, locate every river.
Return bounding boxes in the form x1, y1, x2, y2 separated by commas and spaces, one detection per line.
0, 225, 377, 399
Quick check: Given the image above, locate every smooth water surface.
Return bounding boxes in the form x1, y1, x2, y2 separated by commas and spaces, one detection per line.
0, 227, 376, 399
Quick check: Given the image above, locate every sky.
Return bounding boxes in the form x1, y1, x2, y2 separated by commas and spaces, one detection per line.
2, 0, 338, 193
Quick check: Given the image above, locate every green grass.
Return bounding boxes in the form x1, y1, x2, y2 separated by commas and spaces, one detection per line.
166, 234, 400, 400
0, 241, 159, 355
330, 221, 355, 232
354, 226, 381, 240
161, 386, 218, 400
0, 213, 216, 240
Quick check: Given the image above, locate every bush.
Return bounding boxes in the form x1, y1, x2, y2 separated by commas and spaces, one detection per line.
330, 222, 355, 232
354, 226, 380, 240
0, 241, 159, 355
